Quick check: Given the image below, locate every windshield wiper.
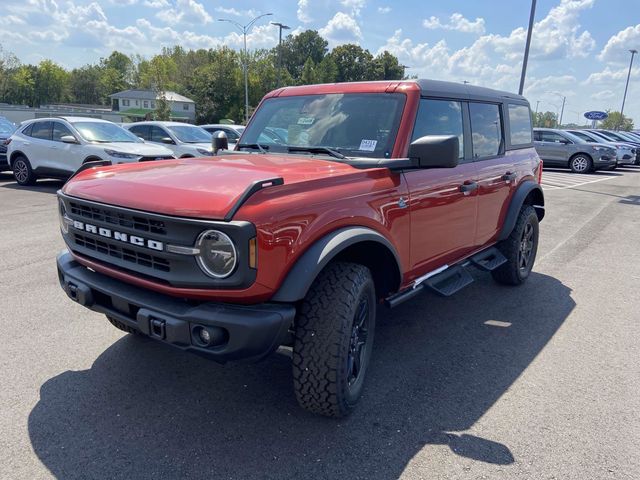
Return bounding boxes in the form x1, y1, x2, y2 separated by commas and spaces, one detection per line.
287, 146, 346, 159
237, 143, 268, 153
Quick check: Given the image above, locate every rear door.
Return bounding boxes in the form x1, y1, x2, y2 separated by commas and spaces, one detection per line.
535, 131, 568, 166
404, 98, 479, 277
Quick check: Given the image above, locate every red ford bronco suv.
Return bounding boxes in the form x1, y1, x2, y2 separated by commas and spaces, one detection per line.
56, 80, 544, 417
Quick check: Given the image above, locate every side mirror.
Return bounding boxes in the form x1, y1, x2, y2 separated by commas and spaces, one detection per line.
60, 135, 79, 144
212, 131, 228, 156
408, 135, 459, 169
160, 137, 175, 144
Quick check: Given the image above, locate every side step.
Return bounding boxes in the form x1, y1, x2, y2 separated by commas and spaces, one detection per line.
469, 247, 507, 272
423, 265, 474, 297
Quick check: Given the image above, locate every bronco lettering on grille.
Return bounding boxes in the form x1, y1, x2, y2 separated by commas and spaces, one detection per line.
71, 220, 164, 251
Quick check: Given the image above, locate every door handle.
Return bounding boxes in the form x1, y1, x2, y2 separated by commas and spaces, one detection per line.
501, 172, 517, 182
459, 181, 478, 194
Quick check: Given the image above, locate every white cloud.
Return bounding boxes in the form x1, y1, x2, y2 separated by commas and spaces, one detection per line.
222, 23, 278, 49
598, 24, 640, 63
378, 6, 391, 14
156, 0, 212, 26
341, 0, 366, 16
423, 13, 486, 35
215, 7, 260, 18
319, 12, 362, 47
143, 0, 169, 7
592, 90, 616, 101
584, 66, 640, 85
297, 0, 312, 23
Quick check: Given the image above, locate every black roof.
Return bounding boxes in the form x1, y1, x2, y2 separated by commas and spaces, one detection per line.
415, 79, 528, 104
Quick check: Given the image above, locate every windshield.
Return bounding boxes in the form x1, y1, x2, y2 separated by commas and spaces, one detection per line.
73, 121, 141, 143
168, 125, 211, 143
561, 131, 588, 144
568, 131, 598, 143
240, 93, 406, 158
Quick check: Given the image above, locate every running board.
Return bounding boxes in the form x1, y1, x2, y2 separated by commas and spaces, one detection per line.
469, 247, 507, 272
423, 265, 474, 297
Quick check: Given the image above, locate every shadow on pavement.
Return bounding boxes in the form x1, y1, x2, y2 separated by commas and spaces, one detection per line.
0, 177, 64, 194
29, 271, 574, 479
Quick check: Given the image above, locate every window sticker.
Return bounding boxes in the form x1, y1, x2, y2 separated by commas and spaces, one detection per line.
297, 117, 315, 125
359, 139, 377, 151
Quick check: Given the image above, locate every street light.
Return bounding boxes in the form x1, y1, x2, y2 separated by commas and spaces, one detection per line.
619, 49, 637, 130
545, 91, 566, 126
219, 12, 273, 124
519, 0, 537, 94
271, 22, 290, 88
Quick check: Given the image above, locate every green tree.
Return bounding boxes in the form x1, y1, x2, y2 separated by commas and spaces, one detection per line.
373, 51, 404, 80
300, 57, 317, 85
281, 30, 328, 80
7, 65, 36, 106
533, 111, 558, 128
600, 111, 634, 131
69, 65, 104, 105
316, 55, 338, 83
0, 44, 20, 103
330, 44, 375, 82
34, 60, 70, 106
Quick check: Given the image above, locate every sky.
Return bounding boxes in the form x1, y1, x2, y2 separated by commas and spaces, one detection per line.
1, 0, 639, 124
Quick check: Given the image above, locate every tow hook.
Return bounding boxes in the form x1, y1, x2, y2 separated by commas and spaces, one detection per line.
149, 318, 166, 340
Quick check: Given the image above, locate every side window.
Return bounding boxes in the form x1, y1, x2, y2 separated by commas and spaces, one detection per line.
540, 131, 565, 143
52, 122, 75, 142
533, 130, 542, 141
508, 104, 532, 145
150, 126, 169, 142
469, 103, 502, 158
30, 121, 52, 140
128, 125, 149, 140
221, 128, 239, 141
22, 123, 34, 137
411, 99, 464, 159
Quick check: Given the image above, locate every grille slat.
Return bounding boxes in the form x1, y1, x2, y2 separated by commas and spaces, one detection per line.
69, 201, 166, 235
74, 233, 170, 272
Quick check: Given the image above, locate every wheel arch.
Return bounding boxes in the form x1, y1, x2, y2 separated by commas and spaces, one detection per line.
82, 156, 103, 164
497, 181, 545, 241
9, 150, 28, 167
271, 227, 402, 303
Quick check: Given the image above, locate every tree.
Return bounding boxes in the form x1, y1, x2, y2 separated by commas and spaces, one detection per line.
69, 65, 104, 105
281, 30, 328, 80
600, 111, 634, 131
316, 56, 338, 83
373, 51, 404, 80
330, 44, 375, 82
7, 65, 36, 106
300, 58, 317, 85
533, 111, 558, 128
0, 44, 20, 103
34, 60, 70, 106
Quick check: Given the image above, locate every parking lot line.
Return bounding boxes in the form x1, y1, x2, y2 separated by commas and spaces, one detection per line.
541, 170, 618, 190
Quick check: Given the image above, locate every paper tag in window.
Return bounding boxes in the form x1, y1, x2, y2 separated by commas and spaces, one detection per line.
359, 139, 377, 151
297, 117, 315, 125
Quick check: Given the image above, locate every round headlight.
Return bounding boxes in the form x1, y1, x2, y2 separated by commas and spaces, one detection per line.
195, 230, 237, 278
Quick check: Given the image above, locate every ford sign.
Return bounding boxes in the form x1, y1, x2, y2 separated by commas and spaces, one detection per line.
584, 111, 608, 120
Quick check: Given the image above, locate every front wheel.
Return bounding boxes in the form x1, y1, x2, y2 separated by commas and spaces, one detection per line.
492, 205, 539, 286
569, 154, 592, 173
292, 262, 376, 417
12, 156, 36, 185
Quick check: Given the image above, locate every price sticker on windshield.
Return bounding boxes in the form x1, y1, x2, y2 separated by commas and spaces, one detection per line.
297, 117, 315, 125
359, 139, 377, 151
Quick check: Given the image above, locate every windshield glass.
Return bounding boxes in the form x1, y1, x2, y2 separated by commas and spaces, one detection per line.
240, 93, 406, 158
568, 131, 597, 143
562, 131, 587, 144
168, 125, 211, 143
73, 121, 140, 143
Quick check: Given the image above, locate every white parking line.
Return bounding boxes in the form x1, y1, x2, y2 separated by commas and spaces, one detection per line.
541, 170, 618, 190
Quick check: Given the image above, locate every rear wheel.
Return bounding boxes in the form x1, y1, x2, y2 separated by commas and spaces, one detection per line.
292, 262, 376, 417
12, 155, 36, 185
492, 206, 539, 286
569, 154, 592, 173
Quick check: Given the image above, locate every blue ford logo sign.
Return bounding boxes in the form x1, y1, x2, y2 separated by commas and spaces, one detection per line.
584, 111, 608, 120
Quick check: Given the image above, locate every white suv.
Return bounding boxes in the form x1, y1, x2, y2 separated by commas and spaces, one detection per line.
124, 121, 214, 157
7, 117, 175, 185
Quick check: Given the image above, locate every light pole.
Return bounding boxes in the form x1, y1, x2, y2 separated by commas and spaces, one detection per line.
619, 49, 637, 130
219, 13, 273, 124
271, 22, 290, 88
519, 0, 537, 94
545, 91, 566, 126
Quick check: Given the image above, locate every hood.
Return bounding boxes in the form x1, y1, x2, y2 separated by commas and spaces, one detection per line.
101, 142, 175, 156
62, 154, 362, 219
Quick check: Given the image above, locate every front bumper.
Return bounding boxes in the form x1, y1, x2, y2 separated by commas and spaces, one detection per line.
57, 250, 295, 362
594, 155, 616, 170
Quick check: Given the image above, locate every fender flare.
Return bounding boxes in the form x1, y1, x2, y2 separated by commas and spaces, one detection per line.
497, 181, 545, 241
271, 226, 402, 303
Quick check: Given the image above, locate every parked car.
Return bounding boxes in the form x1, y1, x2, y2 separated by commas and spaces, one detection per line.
584, 129, 640, 165
199, 124, 244, 149
608, 131, 640, 164
6, 117, 175, 185
533, 128, 616, 173
124, 121, 213, 157
0, 117, 17, 171
565, 129, 637, 166
57, 79, 544, 417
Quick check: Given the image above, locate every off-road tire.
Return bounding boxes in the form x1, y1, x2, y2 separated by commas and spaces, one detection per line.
106, 315, 140, 335
292, 262, 376, 418
569, 154, 592, 173
12, 155, 36, 186
492, 205, 539, 286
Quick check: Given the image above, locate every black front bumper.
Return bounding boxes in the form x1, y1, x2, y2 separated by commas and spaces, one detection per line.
57, 250, 295, 362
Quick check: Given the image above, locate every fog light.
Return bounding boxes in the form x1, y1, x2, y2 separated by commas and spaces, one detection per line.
198, 327, 211, 345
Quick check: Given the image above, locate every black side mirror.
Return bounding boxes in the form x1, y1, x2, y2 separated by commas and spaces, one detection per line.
212, 131, 228, 155
160, 137, 174, 144
408, 135, 459, 169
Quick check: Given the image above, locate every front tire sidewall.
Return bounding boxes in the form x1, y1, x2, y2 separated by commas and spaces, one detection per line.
13, 156, 35, 185
570, 154, 592, 173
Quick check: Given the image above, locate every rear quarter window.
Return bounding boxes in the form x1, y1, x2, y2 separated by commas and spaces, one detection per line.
508, 104, 533, 146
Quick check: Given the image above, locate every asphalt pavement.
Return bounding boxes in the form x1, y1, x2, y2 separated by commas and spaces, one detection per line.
0, 167, 639, 480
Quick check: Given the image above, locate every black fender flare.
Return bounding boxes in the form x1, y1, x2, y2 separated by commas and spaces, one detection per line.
271, 226, 402, 303
497, 181, 545, 241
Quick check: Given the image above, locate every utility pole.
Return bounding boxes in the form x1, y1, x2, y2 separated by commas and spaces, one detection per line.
534, 100, 540, 127
219, 13, 273, 124
271, 22, 290, 88
519, 0, 537, 95
559, 96, 566, 127
619, 49, 637, 130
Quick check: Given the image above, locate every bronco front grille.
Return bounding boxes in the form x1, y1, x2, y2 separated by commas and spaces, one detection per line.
74, 233, 170, 272
69, 201, 167, 235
